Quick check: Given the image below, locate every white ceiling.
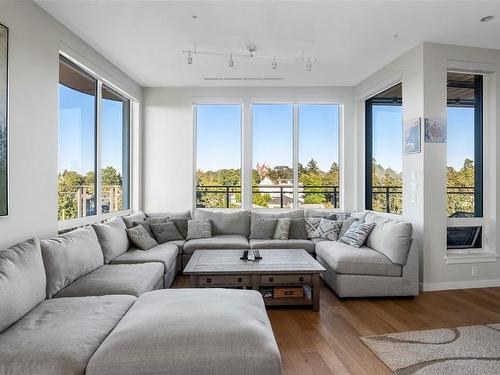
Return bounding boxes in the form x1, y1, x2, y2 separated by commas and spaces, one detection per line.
37, 1, 500, 87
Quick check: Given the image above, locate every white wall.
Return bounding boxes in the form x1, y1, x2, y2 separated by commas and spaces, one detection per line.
142, 86, 354, 212
0, 1, 142, 248
355, 42, 500, 291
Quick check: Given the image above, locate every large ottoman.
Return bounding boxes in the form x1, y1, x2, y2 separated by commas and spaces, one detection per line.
86, 288, 282, 375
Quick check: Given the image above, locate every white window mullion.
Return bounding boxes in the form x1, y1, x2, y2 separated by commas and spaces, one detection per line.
192, 104, 197, 212
293, 104, 299, 208
242, 101, 253, 209
96, 80, 103, 221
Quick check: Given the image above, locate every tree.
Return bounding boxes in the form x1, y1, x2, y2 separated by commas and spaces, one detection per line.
268, 165, 293, 181
306, 159, 320, 174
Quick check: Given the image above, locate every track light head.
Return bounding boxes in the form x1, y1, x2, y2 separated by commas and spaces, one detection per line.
306, 58, 312, 72
187, 51, 193, 65
229, 53, 234, 68
272, 57, 277, 70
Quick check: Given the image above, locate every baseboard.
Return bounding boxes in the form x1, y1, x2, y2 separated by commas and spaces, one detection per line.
421, 278, 500, 291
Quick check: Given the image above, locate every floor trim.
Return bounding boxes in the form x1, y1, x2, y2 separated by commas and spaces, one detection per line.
421, 278, 500, 291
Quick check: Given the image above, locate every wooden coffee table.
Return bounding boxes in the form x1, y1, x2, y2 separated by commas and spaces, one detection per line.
184, 249, 325, 311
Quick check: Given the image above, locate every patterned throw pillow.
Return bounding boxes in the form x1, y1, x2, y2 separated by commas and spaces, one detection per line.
150, 222, 184, 244
273, 218, 292, 240
249, 218, 278, 240
339, 217, 358, 238
305, 218, 321, 239
317, 219, 342, 241
186, 220, 212, 240
338, 222, 375, 248
126, 225, 158, 251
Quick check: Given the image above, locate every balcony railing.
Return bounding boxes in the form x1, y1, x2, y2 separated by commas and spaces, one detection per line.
58, 185, 123, 220
371, 185, 403, 214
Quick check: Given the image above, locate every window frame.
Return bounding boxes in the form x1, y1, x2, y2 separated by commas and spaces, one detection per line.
58, 53, 135, 231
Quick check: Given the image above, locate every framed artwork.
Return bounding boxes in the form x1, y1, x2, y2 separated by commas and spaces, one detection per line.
424, 118, 447, 143
403, 118, 421, 154
0, 24, 7, 217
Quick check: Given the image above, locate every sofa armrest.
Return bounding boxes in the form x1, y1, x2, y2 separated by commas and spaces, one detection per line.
401, 239, 419, 295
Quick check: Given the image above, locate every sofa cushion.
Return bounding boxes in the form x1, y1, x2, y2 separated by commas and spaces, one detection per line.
194, 209, 250, 236
0, 295, 135, 375
146, 210, 192, 220
41, 226, 104, 298
316, 241, 401, 277
92, 217, 130, 263
126, 225, 158, 250
111, 242, 178, 274
0, 238, 46, 333
55, 263, 164, 298
122, 211, 146, 228
249, 239, 316, 253
350, 210, 369, 221
249, 218, 278, 239
169, 219, 188, 239
151, 222, 183, 243
289, 217, 307, 239
317, 219, 342, 240
251, 209, 304, 221
85, 289, 281, 375
186, 219, 212, 239
166, 239, 186, 254
183, 235, 249, 255
364, 212, 413, 265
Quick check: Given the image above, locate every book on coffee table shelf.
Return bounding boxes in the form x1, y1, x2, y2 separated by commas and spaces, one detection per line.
273, 287, 304, 298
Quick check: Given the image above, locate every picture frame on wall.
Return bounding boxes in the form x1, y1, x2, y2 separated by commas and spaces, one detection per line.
403, 118, 421, 154
424, 118, 447, 143
0, 24, 8, 217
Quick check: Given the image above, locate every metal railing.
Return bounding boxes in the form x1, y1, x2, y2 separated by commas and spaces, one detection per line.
371, 185, 403, 213
58, 185, 123, 220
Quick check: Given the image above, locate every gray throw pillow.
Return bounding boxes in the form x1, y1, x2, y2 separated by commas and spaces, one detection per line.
317, 219, 342, 241
122, 212, 146, 229
126, 225, 158, 251
339, 222, 375, 248
92, 217, 129, 263
289, 218, 307, 239
169, 219, 188, 239
151, 222, 184, 244
339, 217, 358, 238
186, 220, 212, 240
249, 218, 278, 239
133, 216, 169, 237
304, 218, 321, 239
273, 218, 291, 240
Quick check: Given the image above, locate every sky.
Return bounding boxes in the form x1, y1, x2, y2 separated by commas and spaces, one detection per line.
197, 103, 339, 172
59, 84, 125, 175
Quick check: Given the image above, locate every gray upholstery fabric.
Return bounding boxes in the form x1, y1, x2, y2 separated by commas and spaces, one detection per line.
135, 217, 169, 237
0, 238, 46, 333
126, 225, 158, 250
146, 210, 192, 220
169, 219, 189, 239
167, 239, 185, 254
364, 212, 413, 265
0, 295, 135, 375
183, 235, 249, 255
305, 209, 336, 218
251, 209, 304, 221
111, 242, 178, 278
289, 217, 307, 239
86, 289, 281, 375
41, 226, 104, 298
122, 212, 146, 228
317, 240, 419, 297
249, 239, 315, 253
349, 210, 369, 221
317, 219, 342, 240
338, 222, 374, 247
151, 222, 183, 243
55, 263, 164, 298
249, 218, 278, 239
315, 240, 401, 277
194, 209, 250, 236
92, 217, 130, 263
186, 219, 212, 239
273, 218, 291, 240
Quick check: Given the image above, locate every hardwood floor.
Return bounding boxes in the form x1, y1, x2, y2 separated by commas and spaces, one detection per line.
173, 276, 500, 375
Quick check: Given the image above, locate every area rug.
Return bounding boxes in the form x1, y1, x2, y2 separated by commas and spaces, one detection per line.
361, 324, 500, 375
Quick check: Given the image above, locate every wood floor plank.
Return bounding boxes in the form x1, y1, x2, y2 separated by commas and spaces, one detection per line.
172, 276, 500, 375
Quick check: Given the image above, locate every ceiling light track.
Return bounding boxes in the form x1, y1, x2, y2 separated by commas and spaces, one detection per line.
182, 44, 316, 71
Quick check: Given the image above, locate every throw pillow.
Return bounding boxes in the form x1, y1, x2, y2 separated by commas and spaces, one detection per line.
249, 218, 278, 239
305, 217, 321, 239
133, 216, 169, 237
289, 218, 307, 239
150, 222, 184, 244
126, 225, 158, 250
186, 220, 212, 240
323, 213, 338, 221
273, 218, 292, 240
169, 218, 188, 239
338, 222, 375, 248
339, 217, 358, 238
317, 219, 342, 241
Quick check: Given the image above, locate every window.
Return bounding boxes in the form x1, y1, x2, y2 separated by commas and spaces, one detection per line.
252, 104, 294, 208
365, 83, 403, 214
195, 104, 242, 208
298, 104, 340, 208
446, 73, 483, 218
101, 85, 130, 213
58, 55, 132, 223
58, 57, 97, 220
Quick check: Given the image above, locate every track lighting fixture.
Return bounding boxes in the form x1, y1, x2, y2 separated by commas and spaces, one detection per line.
182, 44, 316, 71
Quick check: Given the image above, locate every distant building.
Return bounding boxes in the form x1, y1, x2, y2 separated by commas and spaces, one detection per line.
255, 162, 270, 178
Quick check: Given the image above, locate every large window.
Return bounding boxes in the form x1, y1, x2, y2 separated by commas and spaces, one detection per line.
195, 104, 241, 208
365, 83, 403, 214
446, 73, 482, 218
58, 55, 131, 223
252, 104, 294, 208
